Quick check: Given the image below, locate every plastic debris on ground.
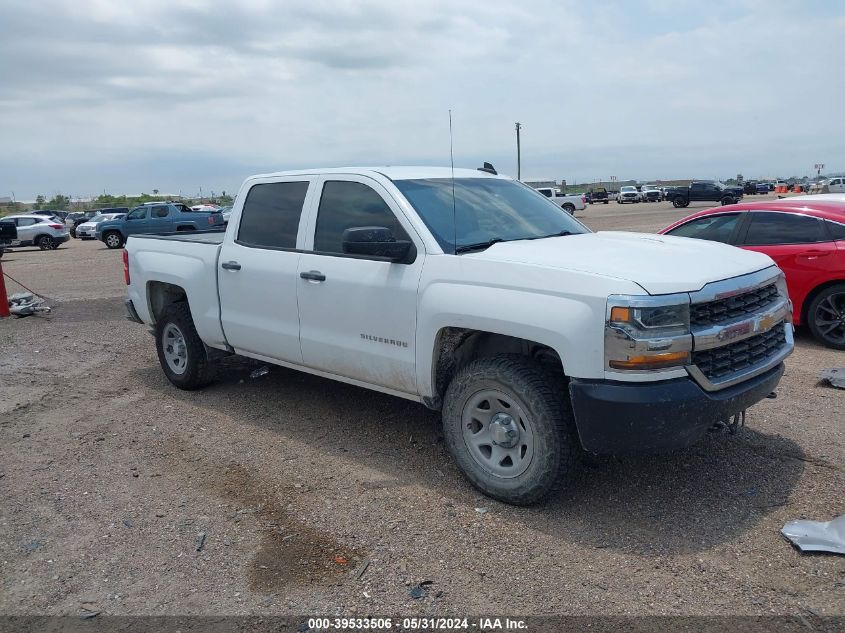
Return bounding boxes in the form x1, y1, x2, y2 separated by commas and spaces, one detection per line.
8, 292, 51, 317
781, 514, 845, 555
819, 368, 845, 390
249, 365, 270, 379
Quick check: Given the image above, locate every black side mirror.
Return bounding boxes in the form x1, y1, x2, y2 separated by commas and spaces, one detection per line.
342, 226, 414, 263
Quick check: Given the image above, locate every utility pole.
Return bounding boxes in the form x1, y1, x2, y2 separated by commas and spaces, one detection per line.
515, 122, 522, 180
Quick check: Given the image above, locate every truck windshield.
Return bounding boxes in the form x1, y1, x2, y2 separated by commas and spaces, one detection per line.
393, 178, 588, 253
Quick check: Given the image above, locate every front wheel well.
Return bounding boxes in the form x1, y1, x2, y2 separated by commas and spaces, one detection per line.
147, 281, 188, 324
800, 279, 845, 325
430, 327, 565, 409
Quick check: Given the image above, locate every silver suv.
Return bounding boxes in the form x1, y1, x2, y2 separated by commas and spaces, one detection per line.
1, 214, 70, 250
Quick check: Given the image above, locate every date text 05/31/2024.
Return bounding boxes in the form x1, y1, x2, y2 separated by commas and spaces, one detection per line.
306, 617, 528, 630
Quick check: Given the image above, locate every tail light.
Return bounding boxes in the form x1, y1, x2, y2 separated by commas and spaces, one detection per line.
123, 249, 130, 285
207, 215, 216, 225
581, 195, 587, 203
48, 223, 63, 229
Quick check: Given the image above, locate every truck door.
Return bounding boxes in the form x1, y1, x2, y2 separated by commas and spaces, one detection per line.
123, 206, 150, 235
296, 176, 423, 395
688, 183, 707, 201
217, 177, 314, 363
148, 205, 171, 234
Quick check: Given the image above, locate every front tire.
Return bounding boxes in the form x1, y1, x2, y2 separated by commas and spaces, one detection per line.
155, 302, 216, 389
807, 284, 845, 350
442, 355, 580, 505
103, 231, 124, 249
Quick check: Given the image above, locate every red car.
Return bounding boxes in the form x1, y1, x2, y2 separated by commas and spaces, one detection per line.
659, 200, 845, 349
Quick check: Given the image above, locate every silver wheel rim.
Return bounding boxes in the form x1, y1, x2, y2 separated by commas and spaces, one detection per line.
106, 234, 120, 247
40, 237, 53, 250
162, 323, 188, 375
461, 389, 534, 479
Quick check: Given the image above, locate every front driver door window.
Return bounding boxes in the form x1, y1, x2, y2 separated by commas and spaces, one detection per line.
297, 177, 421, 393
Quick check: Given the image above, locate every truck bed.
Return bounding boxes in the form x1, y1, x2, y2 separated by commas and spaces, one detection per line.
125, 231, 228, 349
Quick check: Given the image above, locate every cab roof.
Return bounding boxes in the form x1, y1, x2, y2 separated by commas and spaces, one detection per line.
246, 166, 508, 182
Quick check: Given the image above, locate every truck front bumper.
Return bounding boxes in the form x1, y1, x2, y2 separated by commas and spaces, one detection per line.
568, 363, 784, 454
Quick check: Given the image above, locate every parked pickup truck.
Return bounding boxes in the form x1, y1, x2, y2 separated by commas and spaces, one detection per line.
664, 181, 743, 208
587, 187, 609, 204
124, 166, 794, 505
533, 187, 586, 214
97, 202, 224, 249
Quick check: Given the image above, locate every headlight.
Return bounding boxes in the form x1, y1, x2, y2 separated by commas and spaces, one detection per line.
605, 295, 692, 371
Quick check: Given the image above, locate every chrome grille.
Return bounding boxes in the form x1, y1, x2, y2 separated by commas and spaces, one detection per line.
690, 283, 779, 328
692, 322, 786, 380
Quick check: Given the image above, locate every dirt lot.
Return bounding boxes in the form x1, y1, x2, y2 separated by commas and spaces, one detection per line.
1, 199, 843, 618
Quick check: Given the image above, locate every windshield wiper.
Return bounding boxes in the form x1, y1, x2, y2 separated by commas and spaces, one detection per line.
524, 230, 576, 240
454, 238, 505, 254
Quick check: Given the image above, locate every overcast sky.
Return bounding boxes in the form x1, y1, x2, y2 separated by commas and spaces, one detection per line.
1, 0, 843, 199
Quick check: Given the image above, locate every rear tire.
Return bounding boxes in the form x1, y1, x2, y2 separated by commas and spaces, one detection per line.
562, 203, 575, 214
155, 302, 216, 389
721, 196, 735, 206
807, 283, 845, 350
104, 231, 124, 249
37, 235, 55, 250
442, 354, 580, 505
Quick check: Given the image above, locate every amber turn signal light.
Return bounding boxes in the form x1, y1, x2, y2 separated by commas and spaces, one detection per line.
609, 351, 689, 371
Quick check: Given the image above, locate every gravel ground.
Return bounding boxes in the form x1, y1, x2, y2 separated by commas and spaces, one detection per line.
1, 203, 843, 618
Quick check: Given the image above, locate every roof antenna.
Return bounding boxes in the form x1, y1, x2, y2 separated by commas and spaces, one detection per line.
449, 109, 457, 254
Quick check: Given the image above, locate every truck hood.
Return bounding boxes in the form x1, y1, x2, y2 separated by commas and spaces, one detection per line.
465, 231, 775, 295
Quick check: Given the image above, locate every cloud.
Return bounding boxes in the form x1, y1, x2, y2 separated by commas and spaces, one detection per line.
0, 0, 843, 197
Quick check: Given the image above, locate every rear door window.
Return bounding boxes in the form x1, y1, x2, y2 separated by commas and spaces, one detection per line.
152, 205, 170, 218
666, 214, 740, 244
743, 212, 826, 245
237, 181, 310, 249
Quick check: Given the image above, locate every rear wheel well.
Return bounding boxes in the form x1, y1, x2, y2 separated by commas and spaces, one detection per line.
148, 281, 188, 324
430, 327, 565, 409
801, 279, 845, 325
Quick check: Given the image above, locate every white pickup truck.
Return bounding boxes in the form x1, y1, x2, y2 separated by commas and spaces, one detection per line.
124, 165, 794, 505
532, 187, 586, 214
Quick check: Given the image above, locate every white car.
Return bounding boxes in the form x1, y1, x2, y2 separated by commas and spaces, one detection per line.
76, 213, 126, 239
616, 186, 641, 203
190, 204, 221, 212
0, 214, 70, 250
124, 165, 793, 505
